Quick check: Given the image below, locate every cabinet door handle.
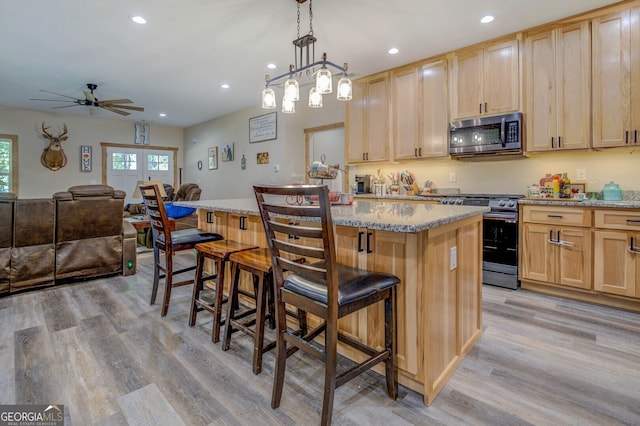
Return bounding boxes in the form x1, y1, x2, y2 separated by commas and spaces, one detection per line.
484, 102, 488, 113
558, 136, 562, 148
626, 130, 629, 144
635, 130, 638, 143
479, 103, 482, 114
627, 219, 640, 225
366, 232, 373, 253
366, 152, 369, 161
206, 211, 215, 224
629, 237, 640, 254
239, 216, 247, 230
357, 231, 364, 252
418, 147, 422, 156
551, 137, 555, 149
547, 214, 563, 219
548, 230, 556, 243
415, 148, 418, 157
363, 153, 366, 161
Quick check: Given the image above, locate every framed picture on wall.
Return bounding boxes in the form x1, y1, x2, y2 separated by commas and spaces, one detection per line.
249, 112, 277, 143
208, 147, 218, 170
222, 143, 234, 161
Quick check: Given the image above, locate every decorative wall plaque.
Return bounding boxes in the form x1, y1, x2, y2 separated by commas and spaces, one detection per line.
249, 112, 277, 143
80, 145, 92, 172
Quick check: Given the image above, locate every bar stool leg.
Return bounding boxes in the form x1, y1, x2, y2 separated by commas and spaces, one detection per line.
188, 250, 205, 326
252, 272, 268, 374
150, 246, 161, 305
160, 250, 173, 317
222, 262, 240, 351
211, 257, 226, 343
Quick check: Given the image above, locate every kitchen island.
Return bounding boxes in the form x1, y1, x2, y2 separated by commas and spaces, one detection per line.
175, 198, 489, 405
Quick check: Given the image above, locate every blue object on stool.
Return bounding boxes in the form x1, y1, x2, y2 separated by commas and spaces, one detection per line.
164, 203, 196, 219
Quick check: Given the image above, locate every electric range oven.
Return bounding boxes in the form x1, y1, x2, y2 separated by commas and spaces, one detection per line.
440, 194, 523, 289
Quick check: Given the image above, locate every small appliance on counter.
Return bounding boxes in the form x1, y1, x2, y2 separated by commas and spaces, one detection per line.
355, 175, 372, 194
602, 181, 623, 201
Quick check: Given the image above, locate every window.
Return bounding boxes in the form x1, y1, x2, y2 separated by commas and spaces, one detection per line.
147, 154, 169, 171
0, 134, 18, 193
112, 152, 137, 170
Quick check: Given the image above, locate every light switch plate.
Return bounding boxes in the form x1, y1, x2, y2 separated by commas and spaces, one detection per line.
576, 168, 587, 181
449, 172, 457, 183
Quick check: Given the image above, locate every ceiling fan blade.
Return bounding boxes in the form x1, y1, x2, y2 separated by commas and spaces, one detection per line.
30, 98, 77, 102
51, 104, 81, 109
39, 89, 82, 101
104, 104, 144, 112
100, 99, 133, 104
101, 105, 130, 116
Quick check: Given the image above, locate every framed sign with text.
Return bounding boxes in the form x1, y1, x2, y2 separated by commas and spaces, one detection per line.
249, 112, 277, 143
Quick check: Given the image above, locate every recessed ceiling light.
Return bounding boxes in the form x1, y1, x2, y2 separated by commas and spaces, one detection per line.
388, 48, 399, 55
221, 84, 230, 89
267, 63, 277, 69
480, 15, 494, 24
131, 16, 147, 24
159, 113, 166, 117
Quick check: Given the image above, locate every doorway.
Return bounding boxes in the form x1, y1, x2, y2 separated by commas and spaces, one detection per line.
101, 143, 178, 204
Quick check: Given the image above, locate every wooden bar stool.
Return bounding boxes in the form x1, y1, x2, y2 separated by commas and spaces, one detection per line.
189, 240, 258, 343
222, 247, 277, 374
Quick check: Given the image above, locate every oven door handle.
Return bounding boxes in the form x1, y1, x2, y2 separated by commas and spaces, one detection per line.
484, 212, 517, 223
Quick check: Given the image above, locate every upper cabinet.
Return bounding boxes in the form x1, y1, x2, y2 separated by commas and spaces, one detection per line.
345, 72, 390, 164
592, 7, 640, 148
524, 22, 591, 152
391, 58, 448, 160
451, 38, 520, 120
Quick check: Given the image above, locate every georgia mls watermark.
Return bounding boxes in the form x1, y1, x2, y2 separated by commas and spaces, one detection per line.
0, 405, 64, 426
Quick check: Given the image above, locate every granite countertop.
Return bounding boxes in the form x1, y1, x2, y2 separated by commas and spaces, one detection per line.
174, 198, 489, 233
518, 199, 640, 208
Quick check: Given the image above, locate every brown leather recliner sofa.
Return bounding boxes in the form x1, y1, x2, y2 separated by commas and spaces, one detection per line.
1, 185, 137, 296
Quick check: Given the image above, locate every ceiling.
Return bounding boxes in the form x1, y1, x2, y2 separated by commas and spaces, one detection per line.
0, 0, 622, 128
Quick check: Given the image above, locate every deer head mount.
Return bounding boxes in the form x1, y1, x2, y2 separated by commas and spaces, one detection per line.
40, 122, 68, 171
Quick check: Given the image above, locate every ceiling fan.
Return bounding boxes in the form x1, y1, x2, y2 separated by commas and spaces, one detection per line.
30, 83, 144, 116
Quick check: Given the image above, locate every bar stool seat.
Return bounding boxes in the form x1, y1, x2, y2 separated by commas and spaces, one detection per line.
189, 240, 258, 343
222, 247, 278, 374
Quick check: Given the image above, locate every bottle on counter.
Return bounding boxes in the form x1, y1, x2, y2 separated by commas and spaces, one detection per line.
561, 172, 571, 198
552, 175, 561, 198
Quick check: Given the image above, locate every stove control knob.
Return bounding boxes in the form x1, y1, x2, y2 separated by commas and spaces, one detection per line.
456, 199, 464, 205
507, 200, 516, 208
498, 200, 506, 207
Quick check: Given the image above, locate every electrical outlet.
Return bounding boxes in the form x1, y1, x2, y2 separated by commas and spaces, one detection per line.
576, 168, 587, 181
449, 172, 457, 183
450, 246, 457, 270
274, 164, 280, 172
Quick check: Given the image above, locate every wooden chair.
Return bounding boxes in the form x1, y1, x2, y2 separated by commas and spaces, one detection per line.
188, 240, 258, 343
253, 184, 400, 425
139, 184, 223, 317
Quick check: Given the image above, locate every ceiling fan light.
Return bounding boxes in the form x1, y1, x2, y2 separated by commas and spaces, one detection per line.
282, 95, 295, 113
262, 87, 276, 109
284, 78, 299, 101
316, 68, 332, 94
337, 77, 352, 101
309, 87, 323, 108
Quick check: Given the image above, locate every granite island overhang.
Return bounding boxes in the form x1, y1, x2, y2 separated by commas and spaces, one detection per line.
175, 198, 489, 406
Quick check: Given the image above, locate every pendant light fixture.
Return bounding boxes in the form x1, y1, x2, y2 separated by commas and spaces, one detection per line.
261, 0, 352, 112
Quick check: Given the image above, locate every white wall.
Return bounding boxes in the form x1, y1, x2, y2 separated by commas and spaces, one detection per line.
183, 96, 345, 200
0, 106, 183, 198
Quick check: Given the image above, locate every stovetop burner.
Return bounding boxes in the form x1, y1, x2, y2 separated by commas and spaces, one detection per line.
438, 193, 524, 211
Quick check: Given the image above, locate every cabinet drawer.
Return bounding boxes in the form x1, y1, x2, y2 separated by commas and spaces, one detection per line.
594, 210, 640, 231
522, 206, 591, 226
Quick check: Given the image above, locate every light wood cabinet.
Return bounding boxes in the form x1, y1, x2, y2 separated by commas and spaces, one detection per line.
524, 23, 591, 152
593, 209, 640, 297
391, 59, 448, 160
451, 38, 520, 120
345, 72, 390, 163
592, 7, 640, 148
520, 206, 592, 290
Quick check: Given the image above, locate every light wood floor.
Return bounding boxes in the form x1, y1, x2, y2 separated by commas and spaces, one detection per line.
2, 252, 639, 425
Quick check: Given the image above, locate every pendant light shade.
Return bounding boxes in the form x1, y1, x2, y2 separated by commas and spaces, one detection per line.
282, 95, 295, 113
309, 87, 323, 108
262, 87, 276, 109
337, 76, 352, 101
316, 67, 332, 94
284, 78, 299, 101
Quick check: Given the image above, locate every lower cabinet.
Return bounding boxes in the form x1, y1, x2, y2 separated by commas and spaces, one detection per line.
521, 223, 592, 289
593, 209, 640, 297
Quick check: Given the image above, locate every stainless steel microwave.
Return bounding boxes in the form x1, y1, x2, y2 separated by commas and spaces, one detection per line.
449, 112, 523, 158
